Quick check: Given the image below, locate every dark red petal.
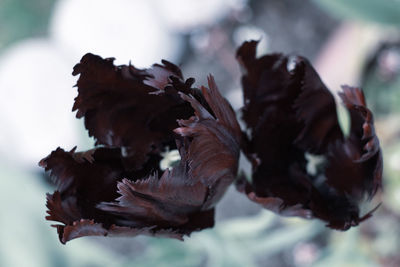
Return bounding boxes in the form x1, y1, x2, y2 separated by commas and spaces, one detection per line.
72, 53, 195, 170
236, 40, 383, 230
56, 208, 215, 244
97, 176, 205, 226
293, 59, 344, 154
43, 67, 240, 243
175, 76, 241, 207
97, 76, 241, 226
143, 59, 183, 90
325, 86, 383, 198
45, 191, 80, 225
55, 219, 156, 244
40, 147, 123, 198
41, 147, 131, 227
235, 175, 313, 219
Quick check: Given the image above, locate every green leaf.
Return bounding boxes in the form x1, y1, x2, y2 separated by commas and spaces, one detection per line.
312, 0, 400, 25
0, 0, 55, 50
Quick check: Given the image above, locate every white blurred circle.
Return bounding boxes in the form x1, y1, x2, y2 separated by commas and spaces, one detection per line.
233, 25, 269, 55
153, 0, 248, 32
226, 88, 243, 111
50, 0, 182, 66
0, 39, 80, 167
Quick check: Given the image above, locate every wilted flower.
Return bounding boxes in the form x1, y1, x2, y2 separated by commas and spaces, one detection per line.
41, 40, 383, 244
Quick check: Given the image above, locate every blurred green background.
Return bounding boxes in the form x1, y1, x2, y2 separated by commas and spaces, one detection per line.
0, 0, 399, 266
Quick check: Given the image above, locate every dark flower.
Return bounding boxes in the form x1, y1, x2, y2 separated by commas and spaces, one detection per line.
40, 54, 241, 243
236, 40, 383, 230
41, 41, 383, 244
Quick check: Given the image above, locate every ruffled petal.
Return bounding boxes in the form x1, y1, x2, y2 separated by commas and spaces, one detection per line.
236, 40, 383, 230
42, 58, 240, 243
72, 53, 196, 170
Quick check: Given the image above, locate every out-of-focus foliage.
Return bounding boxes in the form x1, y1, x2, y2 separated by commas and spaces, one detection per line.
361, 42, 400, 217
0, 0, 55, 50
360, 41, 400, 267
125, 213, 322, 267
384, 142, 400, 214
362, 43, 400, 115
313, 0, 400, 25
314, 229, 376, 267
0, 164, 122, 267
364, 71, 400, 115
